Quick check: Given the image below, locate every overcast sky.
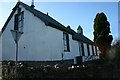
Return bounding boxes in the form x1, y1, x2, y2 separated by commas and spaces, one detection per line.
0, 0, 119, 43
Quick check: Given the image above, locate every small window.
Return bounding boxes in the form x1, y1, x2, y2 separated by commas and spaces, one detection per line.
92, 46, 95, 55
87, 44, 90, 56
79, 42, 82, 56
93, 46, 97, 55
95, 46, 98, 55
81, 43, 85, 56
63, 32, 70, 52
14, 11, 24, 32
83, 43, 88, 56
89, 45, 93, 55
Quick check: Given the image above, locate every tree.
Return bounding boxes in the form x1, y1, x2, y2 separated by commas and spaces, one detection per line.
93, 12, 113, 58
106, 40, 120, 64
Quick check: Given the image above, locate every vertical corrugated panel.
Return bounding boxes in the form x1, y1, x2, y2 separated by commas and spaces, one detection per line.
92, 45, 95, 55
83, 43, 88, 56
87, 44, 90, 56
89, 45, 93, 56
93, 46, 96, 56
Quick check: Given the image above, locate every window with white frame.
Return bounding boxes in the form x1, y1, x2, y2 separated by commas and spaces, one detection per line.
79, 42, 85, 56
87, 44, 90, 56
93, 46, 97, 55
89, 45, 93, 55
14, 10, 24, 32
79, 42, 82, 56
80, 42, 84, 56
83, 43, 88, 56
63, 32, 70, 52
92, 46, 95, 55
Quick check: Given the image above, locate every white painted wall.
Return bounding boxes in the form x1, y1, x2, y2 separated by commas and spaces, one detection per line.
2, 5, 80, 61
2, 11, 17, 61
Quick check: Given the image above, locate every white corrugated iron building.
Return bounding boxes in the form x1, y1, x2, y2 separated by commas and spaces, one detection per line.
0, 2, 99, 66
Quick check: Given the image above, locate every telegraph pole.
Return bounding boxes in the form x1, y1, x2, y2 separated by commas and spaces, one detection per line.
11, 30, 23, 79
15, 31, 18, 80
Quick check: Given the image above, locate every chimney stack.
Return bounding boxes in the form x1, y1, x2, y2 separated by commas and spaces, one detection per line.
47, 12, 48, 16
77, 25, 83, 35
31, 0, 35, 9
18, 0, 20, 2
67, 25, 71, 29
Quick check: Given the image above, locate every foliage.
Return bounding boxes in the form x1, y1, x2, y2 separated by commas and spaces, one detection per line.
106, 40, 120, 64
93, 12, 113, 58
2, 58, 120, 79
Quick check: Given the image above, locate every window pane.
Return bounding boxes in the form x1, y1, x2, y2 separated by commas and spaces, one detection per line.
14, 14, 18, 30
18, 27, 23, 32
63, 34, 66, 40
83, 43, 88, 56
64, 40, 67, 45
79, 42, 82, 56
64, 46, 67, 51
18, 21, 22, 28
89, 45, 92, 55
87, 44, 90, 56
63, 32, 70, 52
18, 15, 22, 21
14, 11, 24, 32
81, 43, 84, 56
93, 46, 96, 55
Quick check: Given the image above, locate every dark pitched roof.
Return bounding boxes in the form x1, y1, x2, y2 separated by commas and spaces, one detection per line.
73, 33, 94, 45
2, 2, 75, 34
1, 2, 94, 45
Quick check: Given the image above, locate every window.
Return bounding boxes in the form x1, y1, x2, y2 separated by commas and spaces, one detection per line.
14, 11, 24, 32
87, 44, 90, 56
63, 32, 70, 52
81, 43, 84, 56
95, 46, 98, 55
83, 43, 88, 56
89, 45, 93, 55
92, 46, 95, 55
93, 46, 97, 55
79, 42, 82, 56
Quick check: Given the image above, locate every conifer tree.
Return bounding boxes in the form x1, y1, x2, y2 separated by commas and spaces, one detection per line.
93, 12, 113, 58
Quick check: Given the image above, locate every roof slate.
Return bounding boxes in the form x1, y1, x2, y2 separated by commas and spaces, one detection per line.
73, 33, 93, 44
1, 2, 94, 45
